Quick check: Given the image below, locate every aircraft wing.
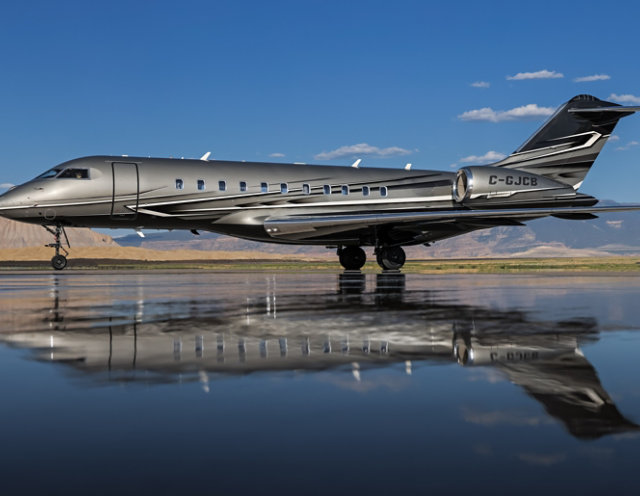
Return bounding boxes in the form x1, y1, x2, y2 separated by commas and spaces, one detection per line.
264, 204, 640, 241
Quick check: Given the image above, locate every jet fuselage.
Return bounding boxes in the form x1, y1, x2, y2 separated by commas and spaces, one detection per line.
0, 155, 457, 245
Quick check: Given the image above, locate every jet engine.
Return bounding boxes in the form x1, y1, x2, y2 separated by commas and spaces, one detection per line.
452, 166, 576, 205
453, 335, 579, 366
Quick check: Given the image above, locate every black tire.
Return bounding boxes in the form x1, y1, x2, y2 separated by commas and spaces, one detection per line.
376, 246, 406, 270
339, 246, 367, 270
51, 254, 68, 270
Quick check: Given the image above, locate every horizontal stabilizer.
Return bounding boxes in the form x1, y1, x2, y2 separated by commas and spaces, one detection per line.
552, 213, 598, 220
569, 106, 640, 114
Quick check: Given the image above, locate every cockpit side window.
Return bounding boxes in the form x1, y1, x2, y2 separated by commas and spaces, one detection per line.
58, 168, 89, 179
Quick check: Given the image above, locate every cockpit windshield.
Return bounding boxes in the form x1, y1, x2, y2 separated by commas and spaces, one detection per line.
36, 168, 62, 179
35, 167, 89, 180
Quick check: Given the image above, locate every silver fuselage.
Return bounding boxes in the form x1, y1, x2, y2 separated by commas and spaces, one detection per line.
0, 155, 457, 246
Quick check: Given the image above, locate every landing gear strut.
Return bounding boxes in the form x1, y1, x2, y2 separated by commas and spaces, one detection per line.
338, 246, 367, 271
376, 246, 406, 270
44, 224, 70, 270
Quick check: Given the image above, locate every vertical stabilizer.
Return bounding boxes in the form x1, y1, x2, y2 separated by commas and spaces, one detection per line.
494, 95, 637, 189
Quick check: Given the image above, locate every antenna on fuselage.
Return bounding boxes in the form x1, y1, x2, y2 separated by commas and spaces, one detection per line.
351, 158, 362, 168
200, 151, 212, 161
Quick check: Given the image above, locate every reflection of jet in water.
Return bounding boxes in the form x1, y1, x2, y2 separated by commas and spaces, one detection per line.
454, 333, 639, 439
1, 273, 637, 439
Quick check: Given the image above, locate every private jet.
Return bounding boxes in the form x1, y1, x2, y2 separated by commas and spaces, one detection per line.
0, 94, 639, 270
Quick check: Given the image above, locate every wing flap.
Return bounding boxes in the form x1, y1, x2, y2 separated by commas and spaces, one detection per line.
263, 205, 640, 240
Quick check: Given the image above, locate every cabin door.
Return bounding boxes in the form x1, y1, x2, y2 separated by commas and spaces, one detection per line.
111, 162, 139, 219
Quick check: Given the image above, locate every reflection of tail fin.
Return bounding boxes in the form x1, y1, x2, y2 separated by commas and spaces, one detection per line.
495, 94, 639, 189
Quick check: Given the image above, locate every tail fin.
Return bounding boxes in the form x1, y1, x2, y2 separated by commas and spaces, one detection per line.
495, 94, 639, 189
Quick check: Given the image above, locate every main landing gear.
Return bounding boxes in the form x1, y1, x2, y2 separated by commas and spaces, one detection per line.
337, 245, 407, 271
338, 246, 367, 271
44, 224, 70, 270
375, 246, 406, 271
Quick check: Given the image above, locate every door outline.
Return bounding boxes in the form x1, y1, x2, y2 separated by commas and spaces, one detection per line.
111, 162, 139, 219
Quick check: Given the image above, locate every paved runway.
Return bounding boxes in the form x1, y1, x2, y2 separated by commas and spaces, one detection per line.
1, 271, 639, 494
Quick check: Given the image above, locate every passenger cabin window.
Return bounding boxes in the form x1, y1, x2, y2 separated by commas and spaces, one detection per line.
362, 186, 370, 196
380, 186, 388, 197
175, 179, 184, 190
58, 168, 89, 179
261, 182, 269, 193
323, 185, 331, 195
218, 180, 226, 192
302, 183, 310, 195
280, 183, 288, 194
197, 179, 205, 191
341, 185, 349, 195
239, 181, 247, 192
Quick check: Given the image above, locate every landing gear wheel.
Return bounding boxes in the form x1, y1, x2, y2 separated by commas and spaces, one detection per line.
339, 246, 367, 271
44, 224, 71, 271
51, 254, 67, 271
376, 246, 406, 270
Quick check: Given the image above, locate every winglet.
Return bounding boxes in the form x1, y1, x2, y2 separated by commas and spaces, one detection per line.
200, 151, 212, 161
351, 158, 362, 168
404, 163, 412, 170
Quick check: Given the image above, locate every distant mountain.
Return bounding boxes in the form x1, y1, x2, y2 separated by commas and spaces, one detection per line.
0, 217, 117, 249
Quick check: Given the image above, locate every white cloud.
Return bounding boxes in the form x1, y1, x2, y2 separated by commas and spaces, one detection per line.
606, 220, 623, 229
608, 93, 640, 104
471, 81, 490, 88
0, 182, 15, 189
314, 143, 412, 160
460, 150, 506, 164
608, 135, 620, 141
269, 152, 285, 158
574, 74, 610, 82
458, 104, 554, 122
507, 69, 563, 80
517, 453, 567, 467
615, 140, 639, 151
462, 408, 552, 427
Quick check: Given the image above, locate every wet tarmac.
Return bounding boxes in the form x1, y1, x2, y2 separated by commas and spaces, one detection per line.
1, 271, 639, 494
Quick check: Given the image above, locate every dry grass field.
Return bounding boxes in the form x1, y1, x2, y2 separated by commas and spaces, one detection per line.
0, 247, 638, 273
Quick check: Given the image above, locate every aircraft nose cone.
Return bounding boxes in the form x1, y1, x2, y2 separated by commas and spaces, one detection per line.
0, 188, 24, 219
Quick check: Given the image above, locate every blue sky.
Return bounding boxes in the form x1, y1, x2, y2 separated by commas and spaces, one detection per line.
2, 0, 640, 201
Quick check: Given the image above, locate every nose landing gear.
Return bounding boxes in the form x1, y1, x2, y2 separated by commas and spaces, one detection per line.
44, 224, 70, 270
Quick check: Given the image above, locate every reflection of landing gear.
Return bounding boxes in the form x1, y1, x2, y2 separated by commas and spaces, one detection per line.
376, 271, 406, 293
338, 246, 366, 270
376, 246, 406, 270
375, 271, 405, 305
338, 271, 366, 294
44, 224, 70, 270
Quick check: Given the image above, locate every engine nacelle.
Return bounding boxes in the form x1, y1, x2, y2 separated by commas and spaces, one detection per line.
453, 337, 578, 366
452, 166, 575, 204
